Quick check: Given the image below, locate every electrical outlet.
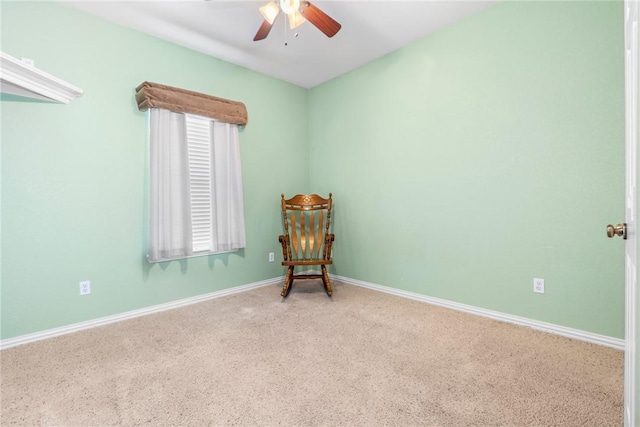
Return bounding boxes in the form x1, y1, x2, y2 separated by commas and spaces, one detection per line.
533, 278, 545, 294
268, 252, 275, 263
79, 280, 91, 296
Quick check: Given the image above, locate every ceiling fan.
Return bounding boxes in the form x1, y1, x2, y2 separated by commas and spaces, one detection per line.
253, 0, 341, 41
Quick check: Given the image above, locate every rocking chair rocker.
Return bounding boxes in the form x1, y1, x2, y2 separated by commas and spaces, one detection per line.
278, 193, 335, 297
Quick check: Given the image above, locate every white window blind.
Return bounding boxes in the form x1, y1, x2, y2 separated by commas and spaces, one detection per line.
147, 108, 246, 263
185, 115, 213, 253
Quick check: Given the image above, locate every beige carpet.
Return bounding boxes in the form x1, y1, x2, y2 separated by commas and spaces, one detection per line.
1, 281, 623, 426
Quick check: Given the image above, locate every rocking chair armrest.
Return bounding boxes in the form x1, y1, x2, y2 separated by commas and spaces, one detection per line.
324, 233, 335, 259
278, 235, 290, 261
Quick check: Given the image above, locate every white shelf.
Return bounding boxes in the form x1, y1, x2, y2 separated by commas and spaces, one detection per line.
0, 51, 83, 104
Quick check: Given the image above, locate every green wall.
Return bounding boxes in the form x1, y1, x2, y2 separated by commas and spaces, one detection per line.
308, 1, 625, 338
0, 1, 626, 343
0, 2, 309, 340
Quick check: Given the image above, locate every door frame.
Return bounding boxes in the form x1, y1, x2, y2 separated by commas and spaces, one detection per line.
624, 0, 639, 425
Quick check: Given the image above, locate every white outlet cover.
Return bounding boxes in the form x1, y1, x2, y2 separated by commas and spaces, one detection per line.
79, 280, 91, 296
533, 278, 545, 294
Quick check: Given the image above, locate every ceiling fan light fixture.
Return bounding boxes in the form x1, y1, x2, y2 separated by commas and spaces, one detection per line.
254, 0, 341, 41
259, 1, 280, 25
288, 10, 306, 29
279, 0, 300, 16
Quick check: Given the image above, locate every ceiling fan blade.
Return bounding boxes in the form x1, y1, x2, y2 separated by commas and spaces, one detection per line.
299, 1, 341, 38
253, 18, 274, 41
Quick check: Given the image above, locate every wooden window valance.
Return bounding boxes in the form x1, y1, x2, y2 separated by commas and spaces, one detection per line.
135, 81, 248, 126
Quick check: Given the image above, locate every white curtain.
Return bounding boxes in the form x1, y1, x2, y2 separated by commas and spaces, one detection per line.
148, 108, 246, 263
211, 121, 246, 253
148, 109, 191, 262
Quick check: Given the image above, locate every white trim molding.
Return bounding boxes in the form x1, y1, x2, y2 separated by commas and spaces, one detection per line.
333, 274, 625, 351
0, 277, 281, 351
2, 274, 624, 352
0, 51, 84, 104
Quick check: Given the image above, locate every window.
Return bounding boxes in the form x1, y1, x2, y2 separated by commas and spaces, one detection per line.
147, 108, 246, 263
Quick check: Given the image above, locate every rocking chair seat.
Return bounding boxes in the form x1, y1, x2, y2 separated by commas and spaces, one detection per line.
278, 193, 335, 297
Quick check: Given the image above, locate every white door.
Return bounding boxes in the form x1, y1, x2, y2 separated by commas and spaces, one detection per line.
623, 0, 638, 425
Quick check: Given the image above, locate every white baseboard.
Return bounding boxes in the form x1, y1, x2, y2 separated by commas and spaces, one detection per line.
2, 274, 625, 352
0, 277, 282, 351
332, 274, 625, 350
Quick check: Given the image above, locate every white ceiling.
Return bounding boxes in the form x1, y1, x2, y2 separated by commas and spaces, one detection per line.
63, 0, 500, 88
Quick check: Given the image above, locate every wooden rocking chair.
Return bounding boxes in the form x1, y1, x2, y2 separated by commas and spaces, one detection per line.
278, 193, 335, 298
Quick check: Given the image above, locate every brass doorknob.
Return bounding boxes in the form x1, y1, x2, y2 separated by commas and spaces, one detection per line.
606, 223, 627, 239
